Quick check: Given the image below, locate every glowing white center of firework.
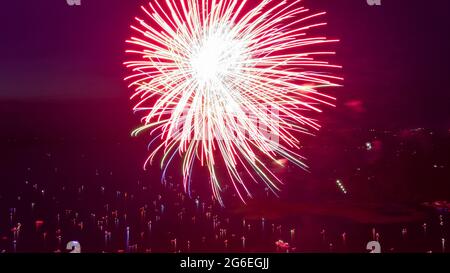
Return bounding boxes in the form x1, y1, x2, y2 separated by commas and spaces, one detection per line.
190, 31, 246, 85
191, 39, 222, 83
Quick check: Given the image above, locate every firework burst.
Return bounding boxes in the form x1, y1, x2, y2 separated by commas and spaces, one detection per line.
124, 0, 342, 205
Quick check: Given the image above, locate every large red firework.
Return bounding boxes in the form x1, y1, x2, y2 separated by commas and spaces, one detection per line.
124, 0, 342, 205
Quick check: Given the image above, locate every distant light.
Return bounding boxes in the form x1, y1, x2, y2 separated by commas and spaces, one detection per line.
365, 142, 373, 151
336, 180, 348, 194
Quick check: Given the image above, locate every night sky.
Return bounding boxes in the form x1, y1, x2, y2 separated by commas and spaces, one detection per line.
0, 0, 449, 129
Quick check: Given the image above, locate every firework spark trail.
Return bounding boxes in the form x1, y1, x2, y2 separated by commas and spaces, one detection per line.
124, 0, 342, 205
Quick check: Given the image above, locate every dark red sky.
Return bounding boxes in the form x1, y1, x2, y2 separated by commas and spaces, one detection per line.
0, 0, 449, 129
